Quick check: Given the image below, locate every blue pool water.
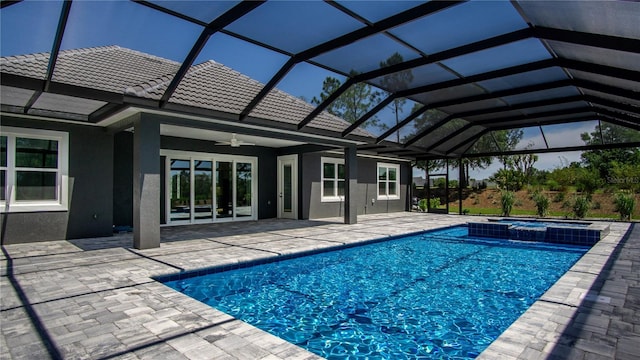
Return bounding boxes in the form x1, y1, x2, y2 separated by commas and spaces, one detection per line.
163, 226, 588, 359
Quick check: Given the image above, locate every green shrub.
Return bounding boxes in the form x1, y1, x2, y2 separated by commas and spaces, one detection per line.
553, 192, 565, 203
572, 196, 591, 219
429, 198, 441, 208
546, 179, 561, 192
532, 192, 550, 217
562, 200, 573, 218
418, 198, 428, 212
613, 192, 636, 221
500, 191, 515, 217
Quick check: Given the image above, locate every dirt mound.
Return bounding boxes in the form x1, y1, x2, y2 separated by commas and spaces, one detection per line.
455, 189, 639, 218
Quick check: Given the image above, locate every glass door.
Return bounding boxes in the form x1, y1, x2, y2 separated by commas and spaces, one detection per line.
236, 162, 252, 218
216, 161, 233, 219
165, 153, 256, 224
169, 159, 191, 222
277, 155, 297, 219
194, 160, 213, 221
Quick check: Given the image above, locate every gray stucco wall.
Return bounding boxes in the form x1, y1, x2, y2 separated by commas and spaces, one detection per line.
1, 117, 114, 244
112, 133, 278, 226
301, 152, 409, 220
113, 132, 133, 227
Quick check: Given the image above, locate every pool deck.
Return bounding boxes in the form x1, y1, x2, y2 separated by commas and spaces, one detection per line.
0, 212, 637, 360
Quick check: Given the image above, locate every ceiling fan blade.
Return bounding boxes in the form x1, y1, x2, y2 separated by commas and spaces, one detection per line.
214, 134, 255, 146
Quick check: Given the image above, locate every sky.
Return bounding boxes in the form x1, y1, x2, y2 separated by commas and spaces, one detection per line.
1, 1, 600, 178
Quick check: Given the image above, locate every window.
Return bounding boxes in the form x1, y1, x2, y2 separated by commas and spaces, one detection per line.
0, 127, 69, 212
321, 157, 345, 202
378, 163, 400, 200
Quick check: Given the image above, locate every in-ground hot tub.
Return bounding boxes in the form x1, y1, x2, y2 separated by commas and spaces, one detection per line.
468, 218, 610, 246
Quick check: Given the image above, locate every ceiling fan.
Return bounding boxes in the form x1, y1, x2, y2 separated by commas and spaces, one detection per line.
216, 133, 255, 147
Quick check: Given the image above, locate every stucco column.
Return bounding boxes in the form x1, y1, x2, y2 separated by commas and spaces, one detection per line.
133, 114, 160, 249
344, 145, 358, 224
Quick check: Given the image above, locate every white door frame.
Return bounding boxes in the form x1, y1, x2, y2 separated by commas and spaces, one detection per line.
277, 154, 298, 219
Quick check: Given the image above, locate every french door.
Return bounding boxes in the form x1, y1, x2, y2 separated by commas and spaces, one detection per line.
165, 151, 257, 224
277, 155, 297, 219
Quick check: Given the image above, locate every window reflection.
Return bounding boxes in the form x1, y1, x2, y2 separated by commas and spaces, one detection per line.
0, 170, 5, 201
16, 138, 58, 168
16, 171, 57, 201
236, 162, 252, 218
324, 163, 335, 178
1, 136, 7, 167
170, 159, 191, 222
194, 160, 213, 221
216, 161, 233, 218
283, 164, 292, 213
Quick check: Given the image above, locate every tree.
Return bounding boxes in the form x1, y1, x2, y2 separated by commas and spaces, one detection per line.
498, 140, 539, 188
379, 52, 414, 143
311, 70, 383, 130
495, 129, 524, 170
581, 122, 640, 181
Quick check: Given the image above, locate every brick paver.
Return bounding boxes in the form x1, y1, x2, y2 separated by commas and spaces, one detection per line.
0, 213, 636, 359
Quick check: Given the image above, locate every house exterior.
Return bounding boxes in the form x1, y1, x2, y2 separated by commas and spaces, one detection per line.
1, 46, 410, 247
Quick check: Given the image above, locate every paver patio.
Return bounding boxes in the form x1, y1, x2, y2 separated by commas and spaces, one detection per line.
1, 213, 637, 359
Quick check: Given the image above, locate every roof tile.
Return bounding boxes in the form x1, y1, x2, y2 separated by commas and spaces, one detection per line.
2, 46, 373, 138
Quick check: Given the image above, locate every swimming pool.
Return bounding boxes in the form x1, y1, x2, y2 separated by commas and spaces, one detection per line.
162, 226, 588, 359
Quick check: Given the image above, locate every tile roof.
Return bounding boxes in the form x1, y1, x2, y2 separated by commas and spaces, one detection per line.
127, 60, 263, 115
2, 46, 372, 138
128, 59, 372, 137
1, 46, 181, 93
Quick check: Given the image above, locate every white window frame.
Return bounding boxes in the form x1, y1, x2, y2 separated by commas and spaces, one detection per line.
321, 157, 345, 202
0, 126, 69, 213
377, 162, 400, 200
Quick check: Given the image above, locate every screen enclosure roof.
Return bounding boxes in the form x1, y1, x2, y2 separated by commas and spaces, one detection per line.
1, 0, 638, 159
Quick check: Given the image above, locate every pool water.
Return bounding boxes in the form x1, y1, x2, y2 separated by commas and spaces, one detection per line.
163, 226, 588, 359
